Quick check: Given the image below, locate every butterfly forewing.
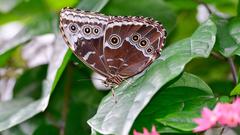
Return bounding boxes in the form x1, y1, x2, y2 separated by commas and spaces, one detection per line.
59, 8, 110, 77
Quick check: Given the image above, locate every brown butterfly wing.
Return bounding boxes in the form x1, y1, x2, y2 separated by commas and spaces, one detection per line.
103, 16, 166, 79
59, 8, 110, 77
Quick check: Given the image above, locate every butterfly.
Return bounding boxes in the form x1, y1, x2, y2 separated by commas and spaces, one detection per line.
59, 7, 167, 87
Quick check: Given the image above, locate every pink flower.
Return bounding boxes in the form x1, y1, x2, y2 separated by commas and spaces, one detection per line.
193, 107, 218, 132
193, 98, 240, 132
133, 126, 159, 135
232, 98, 240, 115
214, 103, 239, 127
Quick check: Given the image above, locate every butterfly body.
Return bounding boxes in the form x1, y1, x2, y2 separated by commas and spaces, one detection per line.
59, 7, 166, 86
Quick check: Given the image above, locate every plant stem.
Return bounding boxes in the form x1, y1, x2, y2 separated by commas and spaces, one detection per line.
228, 57, 238, 85
220, 127, 225, 135
60, 64, 73, 135
211, 52, 225, 61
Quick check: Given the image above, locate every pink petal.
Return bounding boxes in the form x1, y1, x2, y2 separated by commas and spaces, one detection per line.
143, 128, 151, 135
232, 98, 240, 113
202, 107, 213, 117
233, 98, 240, 106
133, 126, 160, 135
202, 107, 218, 124
193, 118, 215, 132
133, 130, 142, 135
193, 125, 209, 132
151, 126, 159, 135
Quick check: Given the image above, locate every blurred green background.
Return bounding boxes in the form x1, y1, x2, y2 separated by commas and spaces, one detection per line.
0, 0, 239, 135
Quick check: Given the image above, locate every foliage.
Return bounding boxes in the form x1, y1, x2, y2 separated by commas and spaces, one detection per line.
0, 0, 239, 135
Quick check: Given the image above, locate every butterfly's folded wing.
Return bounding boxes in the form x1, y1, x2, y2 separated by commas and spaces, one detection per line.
103, 16, 166, 78
60, 8, 167, 84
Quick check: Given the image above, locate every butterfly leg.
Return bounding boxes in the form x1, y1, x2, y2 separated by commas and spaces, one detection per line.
111, 87, 118, 104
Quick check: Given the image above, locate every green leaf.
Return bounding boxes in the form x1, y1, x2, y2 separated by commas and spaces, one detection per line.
77, 0, 109, 12
0, 14, 54, 57
169, 10, 199, 43
164, 0, 197, 11
0, 98, 33, 122
228, 17, 240, 56
212, 16, 240, 57
88, 19, 217, 135
102, 0, 176, 33
157, 112, 199, 131
45, 0, 78, 11
0, 38, 70, 132
0, 0, 23, 13
33, 124, 59, 135
0, 47, 15, 67
168, 73, 213, 95
219, 96, 231, 103
237, 0, 240, 16
133, 72, 216, 132
91, 129, 102, 135
0, 0, 52, 25
230, 83, 240, 96
13, 65, 48, 97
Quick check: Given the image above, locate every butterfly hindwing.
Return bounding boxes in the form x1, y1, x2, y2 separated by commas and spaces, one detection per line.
103, 16, 166, 78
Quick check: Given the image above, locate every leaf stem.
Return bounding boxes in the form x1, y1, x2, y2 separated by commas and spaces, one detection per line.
228, 57, 238, 85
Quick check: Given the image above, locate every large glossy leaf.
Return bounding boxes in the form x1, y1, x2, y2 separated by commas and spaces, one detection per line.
88, 19, 217, 135
0, 0, 109, 131
212, 16, 240, 57
132, 72, 216, 133
155, 74, 216, 131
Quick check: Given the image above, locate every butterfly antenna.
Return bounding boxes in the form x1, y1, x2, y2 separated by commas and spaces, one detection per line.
77, 77, 104, 82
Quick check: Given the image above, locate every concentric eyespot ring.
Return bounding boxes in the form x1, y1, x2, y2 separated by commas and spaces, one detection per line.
68, 23, 78, 33
93, 26, 101, 36
82, 24, 92, 35
145, 46, 154, 55
138, 38, 150, 48
108, 34, 121, 47
130, 33, 141, 43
